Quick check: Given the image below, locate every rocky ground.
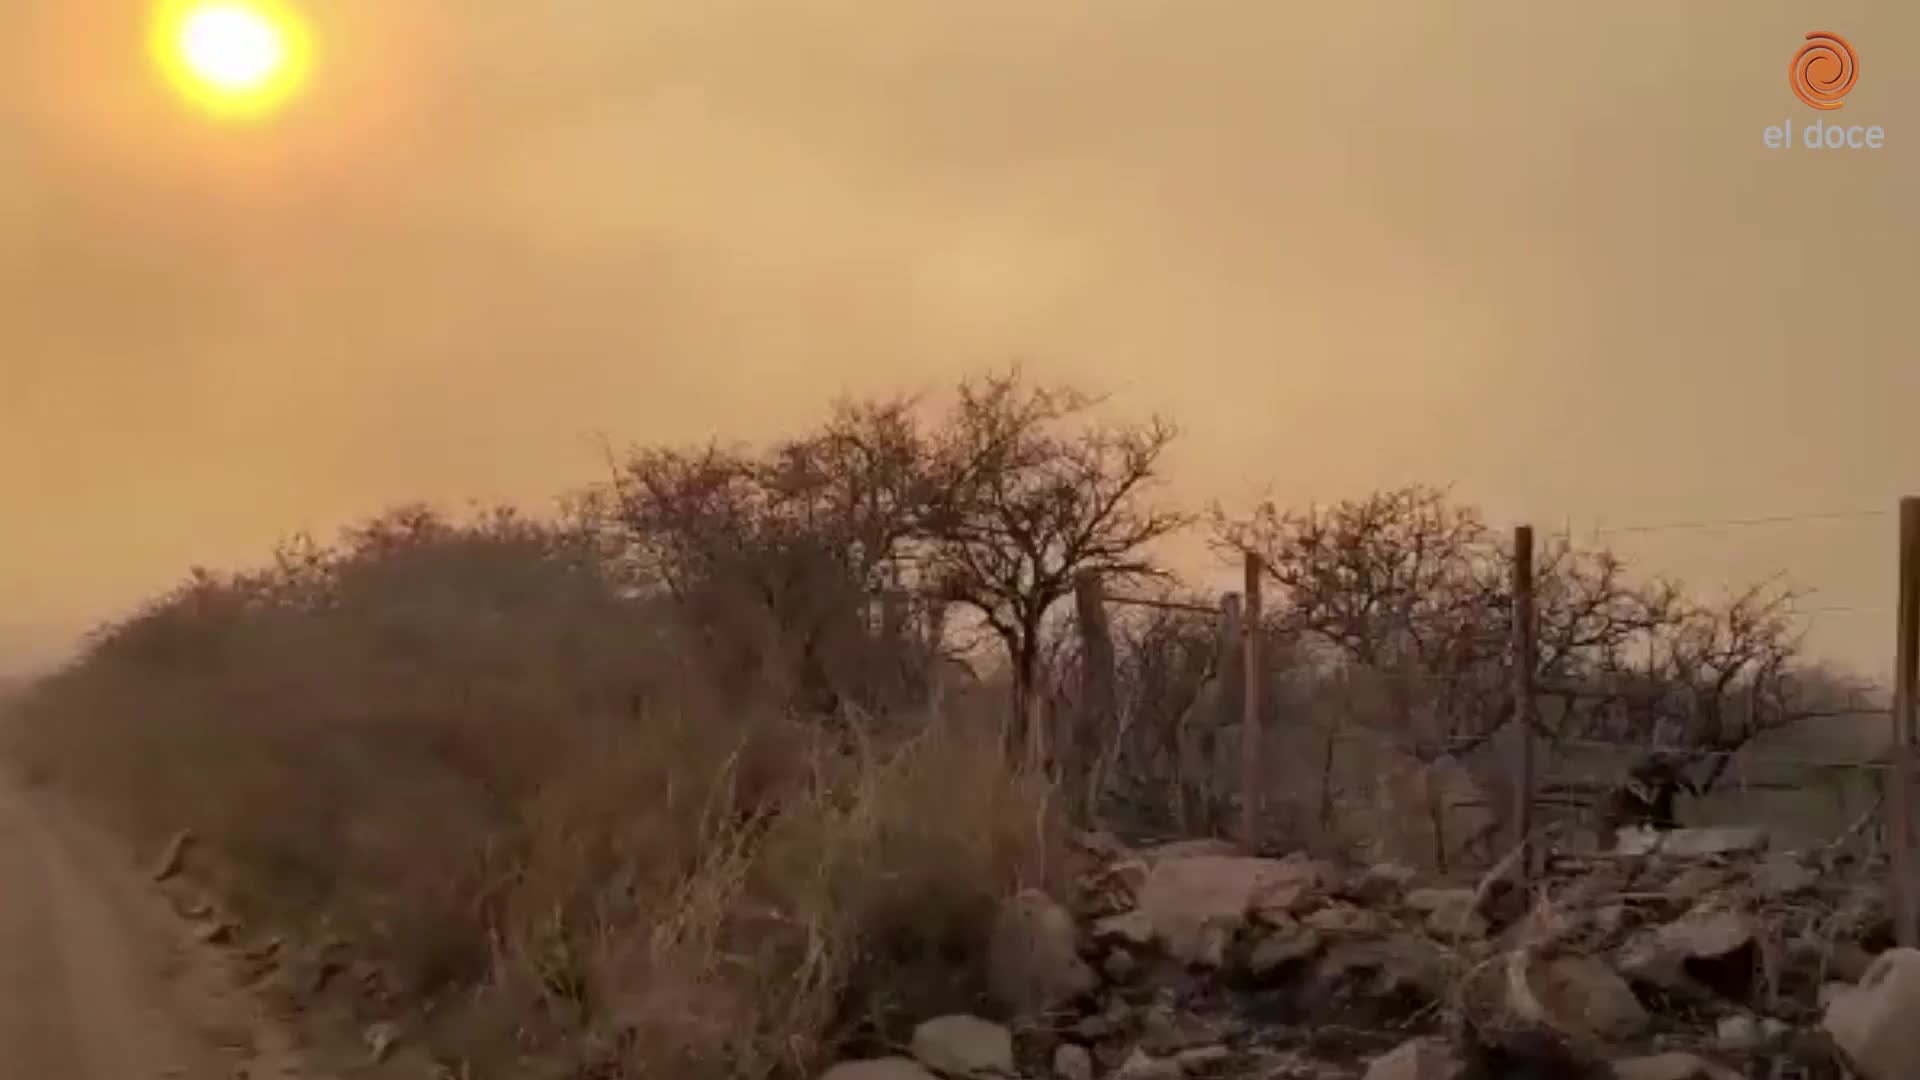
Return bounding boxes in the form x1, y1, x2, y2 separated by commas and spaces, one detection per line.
821, 824, 1920, 1080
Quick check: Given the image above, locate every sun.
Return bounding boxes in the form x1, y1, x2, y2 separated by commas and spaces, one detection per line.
153, 0, 312, 119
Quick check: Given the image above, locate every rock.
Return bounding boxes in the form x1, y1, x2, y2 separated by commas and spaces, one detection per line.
1102, 949, 1137, 981
1829, 888, 1892, 943
1616, 907, 1759, 999
1360, 1037, 1466, 1080
1248, 920, 1323, 978
1823, 947, 1920, 1080
1111, 1048, 1183, 1080
152, 829, 195, 882
1138, 1002, 1180, 1052
1303, 903, 1388, 937
1428, 906, 1489, 940
1614, 826, 1768, 857
1507, 949, 1650, 1043
196, 920, 238, 945
988, 890, 1097, 1016
364, 1022, 397, 1064
1080, 853, 1152, 917
1402, 887, 1468, 913
1593, 904, 1628, 938
1714, 1013, 1763, 1052
1134, 854, 1329, 965
1069, 1011, 1117, 1041
1174, 1045, 1232, 1073
1138, 999, 1227, 1055
1662, 866, 1728, 902
1255, 854, 1346, 918
1404, 888, 1487, 939
1609, 1053, 1743, 1080
1750, 855, 1817, 897
1093, 909, 1156, 946
1777, 1028, 1846, 1076
1822, 940, 1877, 984
1303, 934, 1448, 1023
910, 1015, 1013, 1078
1052, 1044, 1093, 1080
1351, 861, 1420, 905
819, 1059, 940, 1080
1661, 909, 1758, 959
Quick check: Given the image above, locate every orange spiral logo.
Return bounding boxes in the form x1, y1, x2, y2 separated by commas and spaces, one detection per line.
1791, 31, 1858, 110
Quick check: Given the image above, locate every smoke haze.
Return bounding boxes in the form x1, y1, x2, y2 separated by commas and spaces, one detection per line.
4, 2, 1916, 676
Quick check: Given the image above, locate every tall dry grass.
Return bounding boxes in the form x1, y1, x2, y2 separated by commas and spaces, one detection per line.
2, 506, 1062, 1079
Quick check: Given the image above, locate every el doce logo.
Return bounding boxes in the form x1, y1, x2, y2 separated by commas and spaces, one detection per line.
1791, 31, 1858, 109
1766, 31, 1884, 150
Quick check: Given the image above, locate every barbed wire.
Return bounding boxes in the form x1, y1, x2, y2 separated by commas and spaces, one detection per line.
1542, 735, 1892, 772
1283, 718, 1896, 777
1095, 591, 1892, 622
1790, 603, 1892, 617
1592, 507, 1891, 537
1103, 593, 1218, 616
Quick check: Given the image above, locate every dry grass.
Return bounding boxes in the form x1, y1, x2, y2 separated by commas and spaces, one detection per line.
2, 507, 1062, 1079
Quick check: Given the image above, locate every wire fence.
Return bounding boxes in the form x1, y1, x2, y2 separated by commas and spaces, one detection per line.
1069, 498, 1920, 939
1557, 506, 1905, 864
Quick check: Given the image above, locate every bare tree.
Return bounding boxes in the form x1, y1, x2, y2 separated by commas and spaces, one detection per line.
1216, 487, 1498, 670
1215, 487, 1514, 755
592, 396, 951, 716
1587, 582, 1863, 796
598, 395, 942, 595
1102, 597, 1235, 833
590, 375, 1188, 747
1215, 485, 1845, 783
926, 371, 1188, 763
756, 394, 949, 594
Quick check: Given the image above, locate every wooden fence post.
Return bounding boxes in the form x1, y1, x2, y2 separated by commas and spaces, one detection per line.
1889, 498, 1920, 946
1510, 525, 1538, 883
1242, 551, 1264, 853
1073, 570, 1117, 823
1205, 593, 1244, 836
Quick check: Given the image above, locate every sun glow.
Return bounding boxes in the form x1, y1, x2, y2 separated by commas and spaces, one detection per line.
153, 0, 312, 119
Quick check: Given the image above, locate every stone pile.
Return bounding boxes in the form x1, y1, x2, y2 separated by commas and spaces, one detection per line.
820, 826, 1920, 1080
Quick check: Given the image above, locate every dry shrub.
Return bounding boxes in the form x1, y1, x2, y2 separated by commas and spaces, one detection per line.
2, 505, 1061, 1079
397, 702, 1060, 1080
510, 701, 1063, 1080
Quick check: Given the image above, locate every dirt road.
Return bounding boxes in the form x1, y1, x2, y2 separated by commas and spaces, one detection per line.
0, 775, 321, 1079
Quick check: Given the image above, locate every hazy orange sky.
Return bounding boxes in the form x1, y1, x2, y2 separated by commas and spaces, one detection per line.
3, 3, 1916, 677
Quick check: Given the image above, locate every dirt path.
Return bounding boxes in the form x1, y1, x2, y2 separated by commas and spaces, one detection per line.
0, 774, 326, 1079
